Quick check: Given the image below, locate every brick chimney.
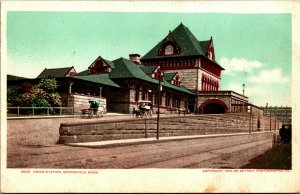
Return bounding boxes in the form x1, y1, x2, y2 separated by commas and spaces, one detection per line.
129, 54, 141, 65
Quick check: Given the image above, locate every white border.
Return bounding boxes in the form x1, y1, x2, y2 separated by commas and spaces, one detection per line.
1, 1, 300, 192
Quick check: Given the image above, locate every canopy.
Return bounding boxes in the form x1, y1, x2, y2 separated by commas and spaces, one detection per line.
89, 99, 100, 106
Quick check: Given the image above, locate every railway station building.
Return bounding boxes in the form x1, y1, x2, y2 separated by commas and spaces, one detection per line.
7, 23, 257, 115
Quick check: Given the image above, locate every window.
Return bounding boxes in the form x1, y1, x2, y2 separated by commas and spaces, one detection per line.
209, 51, 213, 60
165, 45, 174, 55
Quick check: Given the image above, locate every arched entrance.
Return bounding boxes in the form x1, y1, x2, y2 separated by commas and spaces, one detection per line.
199, 99, 228, 114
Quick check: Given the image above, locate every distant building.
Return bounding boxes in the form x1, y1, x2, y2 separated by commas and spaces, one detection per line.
262, 106, 292, 125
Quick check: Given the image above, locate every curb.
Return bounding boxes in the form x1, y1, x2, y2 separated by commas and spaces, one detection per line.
65, 131, 275, 148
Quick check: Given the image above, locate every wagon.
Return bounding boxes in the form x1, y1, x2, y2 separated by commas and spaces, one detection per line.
133, 100, 153, 118
80, 99, 106, 118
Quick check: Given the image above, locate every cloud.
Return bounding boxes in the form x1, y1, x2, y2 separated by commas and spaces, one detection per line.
248, 68, 289, 84
219, 57, 263, 74
222, 82, 291, 106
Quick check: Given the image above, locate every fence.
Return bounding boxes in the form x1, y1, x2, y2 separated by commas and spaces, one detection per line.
7, 107, 74, 117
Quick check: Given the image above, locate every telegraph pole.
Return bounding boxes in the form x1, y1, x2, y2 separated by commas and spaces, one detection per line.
156, 68, 163, 140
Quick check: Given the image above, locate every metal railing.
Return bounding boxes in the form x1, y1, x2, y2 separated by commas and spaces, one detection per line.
7, 107, 74, 117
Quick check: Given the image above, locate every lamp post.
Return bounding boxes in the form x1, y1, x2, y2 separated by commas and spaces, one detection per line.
242, 83, 245, 112
157, 68, 163, 140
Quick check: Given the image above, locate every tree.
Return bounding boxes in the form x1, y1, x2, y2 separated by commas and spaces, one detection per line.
37, 78, 58, 93
7, 85, 21, 106
11, 78, 62, 107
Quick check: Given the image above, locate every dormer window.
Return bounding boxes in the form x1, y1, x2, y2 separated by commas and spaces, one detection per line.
165, 45, 174, 55
89, 59, 111, 74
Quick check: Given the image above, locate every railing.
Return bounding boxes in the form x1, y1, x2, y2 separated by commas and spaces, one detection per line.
7, 107, 74, 117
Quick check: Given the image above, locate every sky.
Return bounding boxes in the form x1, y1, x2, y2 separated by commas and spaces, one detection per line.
6, 12, 291, 107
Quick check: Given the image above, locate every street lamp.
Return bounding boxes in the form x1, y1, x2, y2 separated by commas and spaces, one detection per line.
157, 67, 164, 140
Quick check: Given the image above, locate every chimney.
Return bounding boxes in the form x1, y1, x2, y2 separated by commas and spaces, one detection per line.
129, 54, 141, 65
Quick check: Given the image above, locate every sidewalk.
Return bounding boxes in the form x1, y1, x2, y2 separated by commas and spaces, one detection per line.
66, 131, 273, 148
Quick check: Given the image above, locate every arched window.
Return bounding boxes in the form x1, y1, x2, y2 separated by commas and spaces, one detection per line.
165, 45, 174, 55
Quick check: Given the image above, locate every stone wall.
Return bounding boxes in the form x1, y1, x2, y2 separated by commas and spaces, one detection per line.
164, 69, 198, 92
68, 94, 106, 114
59, 113, 281, 143
106, 88, 130, 113
260, 115, 281, 132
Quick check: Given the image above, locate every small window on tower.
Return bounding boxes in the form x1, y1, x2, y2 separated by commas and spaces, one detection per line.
165, 45, 174, 55
208, 51, 214, 60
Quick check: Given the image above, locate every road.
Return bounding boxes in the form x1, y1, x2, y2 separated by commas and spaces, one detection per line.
7, 117, 274, 168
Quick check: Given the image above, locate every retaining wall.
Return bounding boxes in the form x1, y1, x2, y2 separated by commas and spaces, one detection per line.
59, 113, 281, 143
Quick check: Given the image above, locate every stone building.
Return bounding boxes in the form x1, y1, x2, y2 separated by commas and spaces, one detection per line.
140, 23, 248, 113
7, 23, 259, 115
8, 56, 194, 114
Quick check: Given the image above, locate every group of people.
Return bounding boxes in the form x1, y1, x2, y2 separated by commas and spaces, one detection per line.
279, 124, 292, 143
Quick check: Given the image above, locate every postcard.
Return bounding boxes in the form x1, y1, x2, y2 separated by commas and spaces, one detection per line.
1, 1, 300, 193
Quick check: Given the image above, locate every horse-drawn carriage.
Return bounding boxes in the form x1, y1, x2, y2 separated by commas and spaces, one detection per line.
133, 100, 153, 118
80, 99, 106, 119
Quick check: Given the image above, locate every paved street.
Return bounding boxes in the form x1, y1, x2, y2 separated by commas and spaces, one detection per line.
6, 116, 274, 168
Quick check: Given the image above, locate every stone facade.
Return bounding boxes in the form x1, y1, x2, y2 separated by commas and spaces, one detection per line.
59, 114, 281, 143
68, 94, 106, 114
198, 91, 247, 113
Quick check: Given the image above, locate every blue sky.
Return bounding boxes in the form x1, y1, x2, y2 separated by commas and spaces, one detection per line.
7, 12, 291, 107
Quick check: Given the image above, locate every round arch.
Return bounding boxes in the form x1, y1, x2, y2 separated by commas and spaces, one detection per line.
199, 99, 228, 114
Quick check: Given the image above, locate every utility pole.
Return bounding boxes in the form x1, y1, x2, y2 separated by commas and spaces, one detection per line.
156, 67, 163, 140
242, 83, 245, 113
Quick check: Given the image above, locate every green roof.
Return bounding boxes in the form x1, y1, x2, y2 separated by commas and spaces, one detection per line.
110, 58, 149, 79
74, 74, 120, 88
103, 58, 115, 69
109, 57, 194, 95
77, 70, 89, 76
37, 67, 74, 78
164, 72, 176, 81
199, 40, 210, 54
141, 23, 205, 60
140, 66, 156, 75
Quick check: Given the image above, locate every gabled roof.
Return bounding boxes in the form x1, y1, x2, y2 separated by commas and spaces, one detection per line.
141, 23, 206, 60
74, 74, 120, 88
89, 56, 115, 69
37, 66, 75, 78
164, 72, 177, 81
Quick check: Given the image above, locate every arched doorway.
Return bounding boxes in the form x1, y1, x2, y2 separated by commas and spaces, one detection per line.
199, 99, 228, 114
